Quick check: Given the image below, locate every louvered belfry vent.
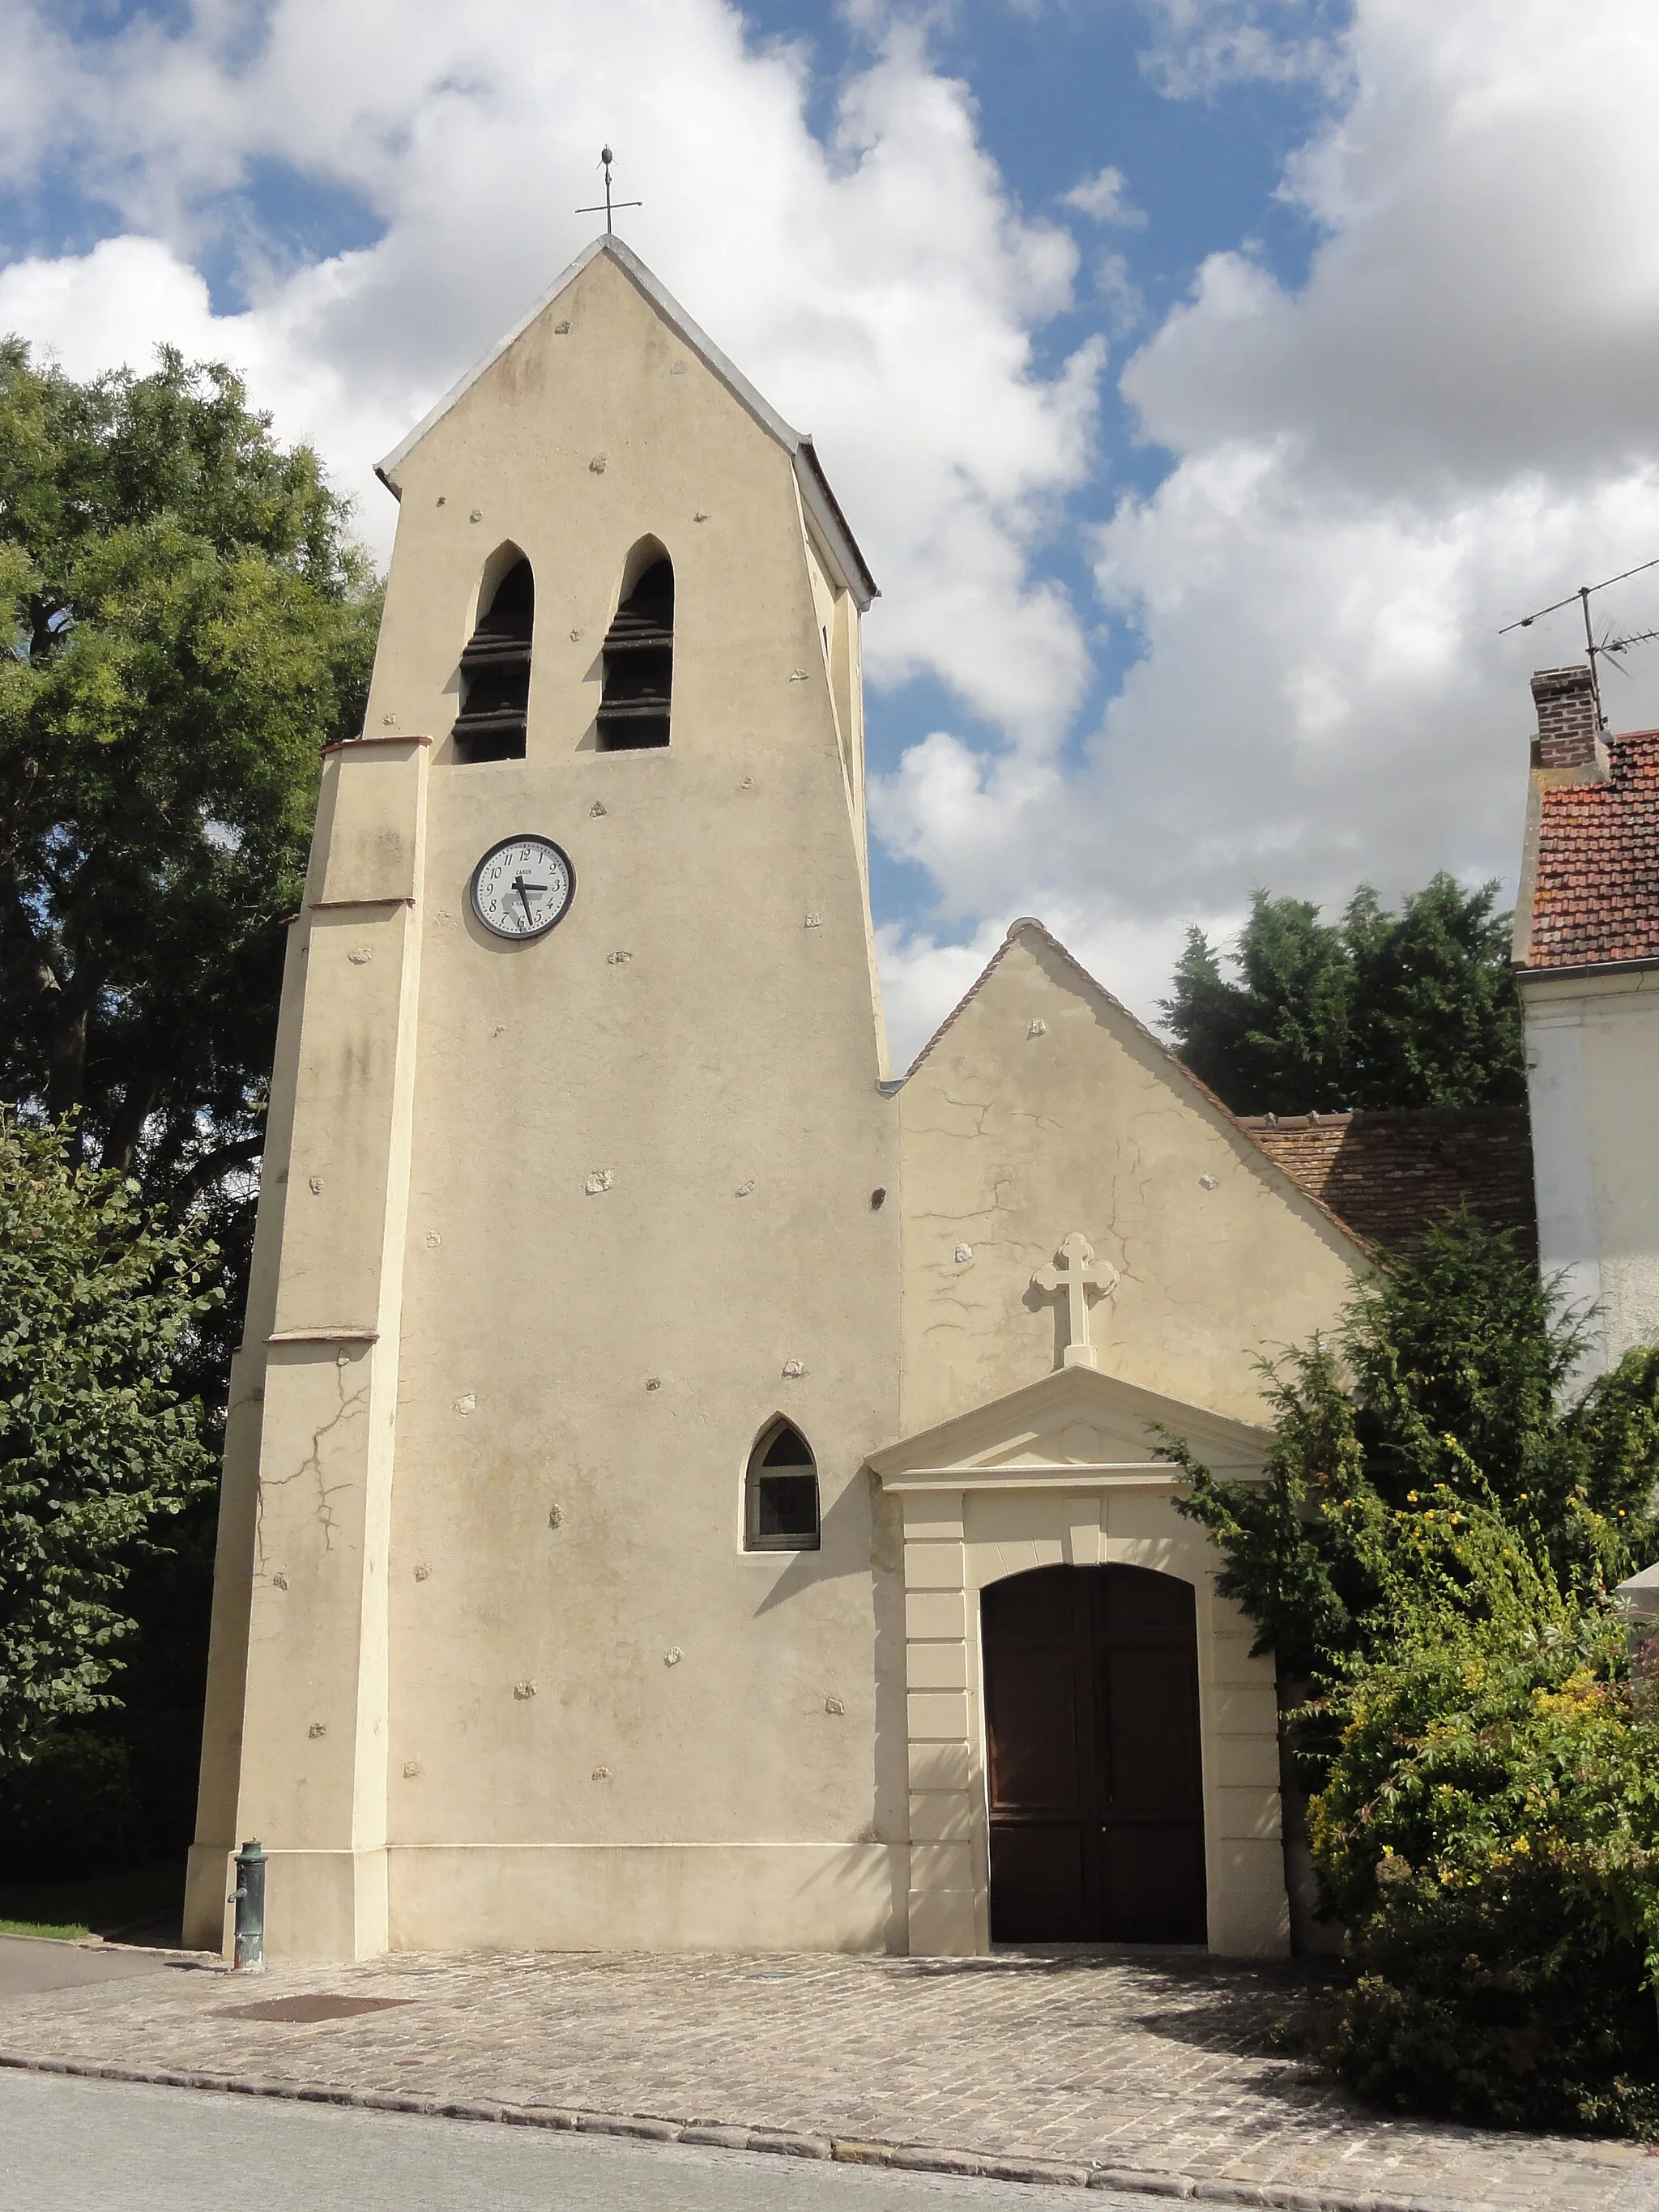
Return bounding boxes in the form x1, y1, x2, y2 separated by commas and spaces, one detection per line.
454, 557, 534, 762
599, 556, 673, 750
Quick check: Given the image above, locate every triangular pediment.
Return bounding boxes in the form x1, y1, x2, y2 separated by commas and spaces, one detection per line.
904, 918, 1363, 1259
868, 1366, 1269, 1493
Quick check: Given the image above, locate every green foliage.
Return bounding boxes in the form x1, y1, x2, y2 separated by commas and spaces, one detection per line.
1164, 1216, 1659, 2130
1310, 1617, 1659, 2134
0, 339, 381, 1206
1161, 875, 1525, 1113
0, 1112, 221, 1762
0, 340, 379, 1863
0, 1727, 135, 1880
1166, 1216, 1659, 1697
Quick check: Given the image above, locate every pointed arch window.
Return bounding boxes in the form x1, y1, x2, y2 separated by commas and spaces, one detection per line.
744, 1421, 820, 1552
454, 556, 533, 762
598, 552, 672, 750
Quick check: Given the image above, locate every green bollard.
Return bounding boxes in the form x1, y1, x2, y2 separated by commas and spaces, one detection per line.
231, 1839, 266, 1971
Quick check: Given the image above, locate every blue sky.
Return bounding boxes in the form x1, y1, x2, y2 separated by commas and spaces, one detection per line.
3, 0, 1657, 1059
723, 0, 1345, 927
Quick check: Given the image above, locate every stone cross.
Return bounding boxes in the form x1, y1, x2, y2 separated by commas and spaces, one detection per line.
1032, 1233, 1119, 1370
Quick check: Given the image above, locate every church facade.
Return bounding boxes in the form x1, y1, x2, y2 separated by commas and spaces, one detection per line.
184, 237, 1363, 1963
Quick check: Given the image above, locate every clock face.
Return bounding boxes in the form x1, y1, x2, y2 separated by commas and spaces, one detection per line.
469, 834, 575, 941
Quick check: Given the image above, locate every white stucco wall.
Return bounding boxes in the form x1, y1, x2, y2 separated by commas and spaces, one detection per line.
1521, 967, 1659, 1379
187, 245, 906, 1959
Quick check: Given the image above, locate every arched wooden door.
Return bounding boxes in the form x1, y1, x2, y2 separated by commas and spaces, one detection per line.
982, 1564, 1207, 1943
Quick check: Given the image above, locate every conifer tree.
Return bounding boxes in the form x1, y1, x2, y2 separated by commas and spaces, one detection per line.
1162, 876, 1525, 1114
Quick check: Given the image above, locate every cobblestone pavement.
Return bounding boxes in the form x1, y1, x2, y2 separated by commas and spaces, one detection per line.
2, 1946, 1654, 2212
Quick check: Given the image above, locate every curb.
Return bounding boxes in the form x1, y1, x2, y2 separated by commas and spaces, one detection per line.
0, 2052, 1500, 2212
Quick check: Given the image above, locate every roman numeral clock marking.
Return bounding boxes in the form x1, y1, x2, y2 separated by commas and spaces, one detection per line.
468, 834, 576, 940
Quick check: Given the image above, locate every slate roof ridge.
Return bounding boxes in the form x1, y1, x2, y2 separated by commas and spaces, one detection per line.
373, 235, 876, 607
903, 916, 1363, 1252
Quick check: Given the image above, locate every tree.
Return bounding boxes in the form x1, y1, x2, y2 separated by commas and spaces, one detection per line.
0, 340, 381, 1217
0, 1113, 221, 1764
1160, 875, 1526, 1114
1164, 1215, 1659, 1700
1161, 1217, 1659, 2132
0, 343, 378, 1865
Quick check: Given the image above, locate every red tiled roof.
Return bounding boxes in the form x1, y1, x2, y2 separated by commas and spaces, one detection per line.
1526, 730, 1659, 969
1242, 1108, 1536, 1253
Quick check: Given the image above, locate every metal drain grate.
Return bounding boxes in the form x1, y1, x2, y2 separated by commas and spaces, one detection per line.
224, 1994, 416, 2022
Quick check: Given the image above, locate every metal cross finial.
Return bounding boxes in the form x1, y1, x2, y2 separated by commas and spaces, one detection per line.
1031, 1233, 1119, 1371
577, 146, 643, 236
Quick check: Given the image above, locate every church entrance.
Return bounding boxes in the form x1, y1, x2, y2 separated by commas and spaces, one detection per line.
982, 1564, 1207, 1944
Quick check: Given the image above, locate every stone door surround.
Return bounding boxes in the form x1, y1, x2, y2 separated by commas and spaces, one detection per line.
868, 1366, 1288, 1958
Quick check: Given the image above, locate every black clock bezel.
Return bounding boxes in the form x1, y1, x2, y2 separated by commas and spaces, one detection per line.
468, 833, 576, 943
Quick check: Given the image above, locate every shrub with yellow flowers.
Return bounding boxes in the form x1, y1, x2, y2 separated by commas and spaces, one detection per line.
1311, 1533, 1659, 2132
1162, 1213, 1659, 2133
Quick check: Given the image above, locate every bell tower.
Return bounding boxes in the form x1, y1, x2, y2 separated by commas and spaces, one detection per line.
186, 238, 906, 1958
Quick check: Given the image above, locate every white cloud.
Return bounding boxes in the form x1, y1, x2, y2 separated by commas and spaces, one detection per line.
0, 0, 1102, 748
1136, 0, 1350, 98
0, 237, 391, 501
1063, 166, 1146, 228
873, 0, 1659, 1066
12, 0, 1659, 1080
875, 916, 1011, 1074
1090, 250, 1145, 338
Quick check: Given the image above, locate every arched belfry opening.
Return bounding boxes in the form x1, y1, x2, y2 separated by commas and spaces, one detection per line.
454, 553, 533, 762
982, 1563, 1205, 1943
598, 546, 672, 750
744, 1420, 820, 1552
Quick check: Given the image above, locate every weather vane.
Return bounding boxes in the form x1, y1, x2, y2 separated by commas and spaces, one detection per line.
577, 146, 642, 236
1500, 553, 1659, 730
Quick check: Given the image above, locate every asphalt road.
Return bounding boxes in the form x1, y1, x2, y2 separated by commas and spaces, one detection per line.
0, 2069, 1164, 2212
0, 1934, 181, 1998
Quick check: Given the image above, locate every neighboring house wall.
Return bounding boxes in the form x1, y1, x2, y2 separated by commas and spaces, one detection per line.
1514, 664, 1659, 1378
1522, 970, 1659, 1370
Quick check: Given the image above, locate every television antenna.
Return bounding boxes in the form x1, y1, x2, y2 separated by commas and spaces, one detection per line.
577, 147, 642, 236
1499, 552, 1659, 728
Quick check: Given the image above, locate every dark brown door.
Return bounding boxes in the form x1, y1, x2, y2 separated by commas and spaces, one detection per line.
983, 1564, 1207, 1943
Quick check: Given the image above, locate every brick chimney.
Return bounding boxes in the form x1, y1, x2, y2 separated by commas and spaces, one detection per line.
1531, 663, 1608, 778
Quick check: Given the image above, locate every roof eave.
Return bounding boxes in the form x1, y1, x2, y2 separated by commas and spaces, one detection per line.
794, 439, 878, 612
1515, 951, 1659, 985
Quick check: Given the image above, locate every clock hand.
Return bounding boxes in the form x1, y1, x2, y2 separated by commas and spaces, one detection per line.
511, 873, 546, 926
